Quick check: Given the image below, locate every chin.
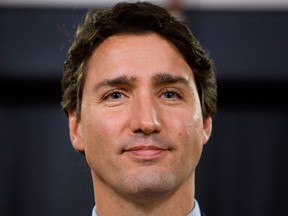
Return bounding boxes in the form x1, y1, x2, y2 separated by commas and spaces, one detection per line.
122, 167, 178, 201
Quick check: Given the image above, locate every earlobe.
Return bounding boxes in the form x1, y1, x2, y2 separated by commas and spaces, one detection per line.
68, 110, 85, 152
202, 116, 212, 145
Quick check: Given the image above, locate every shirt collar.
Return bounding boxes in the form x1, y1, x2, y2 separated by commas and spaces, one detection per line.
187, 199, 201, 216
92, 199, 201, 216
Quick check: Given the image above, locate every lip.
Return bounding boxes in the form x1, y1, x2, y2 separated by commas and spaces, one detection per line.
123, 145, 168, 158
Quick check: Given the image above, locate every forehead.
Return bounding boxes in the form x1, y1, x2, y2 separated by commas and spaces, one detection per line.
90, 33, 183, 62
85, 33, 193, 83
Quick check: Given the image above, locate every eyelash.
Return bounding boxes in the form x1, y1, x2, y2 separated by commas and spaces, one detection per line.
102, 89, 125, 101
160, 89, 183, 100
101, 88, 183, 101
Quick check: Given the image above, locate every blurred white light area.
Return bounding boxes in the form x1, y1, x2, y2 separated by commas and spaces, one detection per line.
189, 0, 288, 10
0, 0, 288, 9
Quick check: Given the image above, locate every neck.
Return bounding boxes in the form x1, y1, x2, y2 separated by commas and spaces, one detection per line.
92, 173, 195, 216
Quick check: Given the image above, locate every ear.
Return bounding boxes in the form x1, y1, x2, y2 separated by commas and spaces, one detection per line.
68, 110, 85, 152
202, 116, 212, 145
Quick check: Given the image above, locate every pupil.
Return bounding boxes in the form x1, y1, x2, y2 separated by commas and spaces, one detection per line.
112, 93, 121, 99
166, 92, 173, 98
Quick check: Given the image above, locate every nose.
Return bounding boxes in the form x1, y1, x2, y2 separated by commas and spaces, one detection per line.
129, 96, 162, 135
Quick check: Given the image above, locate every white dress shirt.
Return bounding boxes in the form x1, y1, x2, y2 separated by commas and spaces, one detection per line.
92, 199, 202, 216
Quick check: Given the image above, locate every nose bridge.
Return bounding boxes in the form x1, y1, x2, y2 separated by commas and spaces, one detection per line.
130, 90, 161, 134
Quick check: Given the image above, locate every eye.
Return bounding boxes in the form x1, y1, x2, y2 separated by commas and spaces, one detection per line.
103, 90, 125, 101
161, 89, 182, 100
163, 91, 177, 99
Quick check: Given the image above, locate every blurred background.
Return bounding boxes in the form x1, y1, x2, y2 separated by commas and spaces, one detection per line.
0, 0, 287, 215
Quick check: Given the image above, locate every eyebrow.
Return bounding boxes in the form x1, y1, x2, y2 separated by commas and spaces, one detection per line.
94, 75, 137, 91
152, 73, 190, 87
94, 73, 190, 92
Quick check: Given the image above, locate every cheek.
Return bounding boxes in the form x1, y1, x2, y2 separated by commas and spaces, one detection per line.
176, 109, 203, 137
82, 118, 115, 172
177, 112, 204, 162
82, 110, 126, 154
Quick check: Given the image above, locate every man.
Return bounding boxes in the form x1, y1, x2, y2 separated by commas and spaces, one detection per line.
61, 2, 217, 215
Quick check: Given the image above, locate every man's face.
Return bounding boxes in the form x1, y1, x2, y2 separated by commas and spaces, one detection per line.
69, 33, 212, 201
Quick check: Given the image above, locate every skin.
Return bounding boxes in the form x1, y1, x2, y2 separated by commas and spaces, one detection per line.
68, 33, 212, 216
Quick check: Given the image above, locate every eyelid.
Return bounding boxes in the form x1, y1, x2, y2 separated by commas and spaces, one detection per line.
160, 88, 183, 99
102, 89, 127, 100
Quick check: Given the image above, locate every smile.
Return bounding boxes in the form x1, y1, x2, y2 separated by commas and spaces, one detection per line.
123, 145, 168, 159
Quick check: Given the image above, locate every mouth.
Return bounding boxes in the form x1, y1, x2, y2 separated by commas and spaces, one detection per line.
123, 145, 168, 158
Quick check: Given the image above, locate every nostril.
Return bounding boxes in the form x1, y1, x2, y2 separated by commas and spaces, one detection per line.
133, 128, 145, 134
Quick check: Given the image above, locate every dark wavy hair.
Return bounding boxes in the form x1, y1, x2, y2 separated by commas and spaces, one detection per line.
61, 1, 217, 119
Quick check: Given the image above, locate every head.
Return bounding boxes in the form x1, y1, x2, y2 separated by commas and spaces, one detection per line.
61, 1, 217, 120
61, 1, 217, 209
